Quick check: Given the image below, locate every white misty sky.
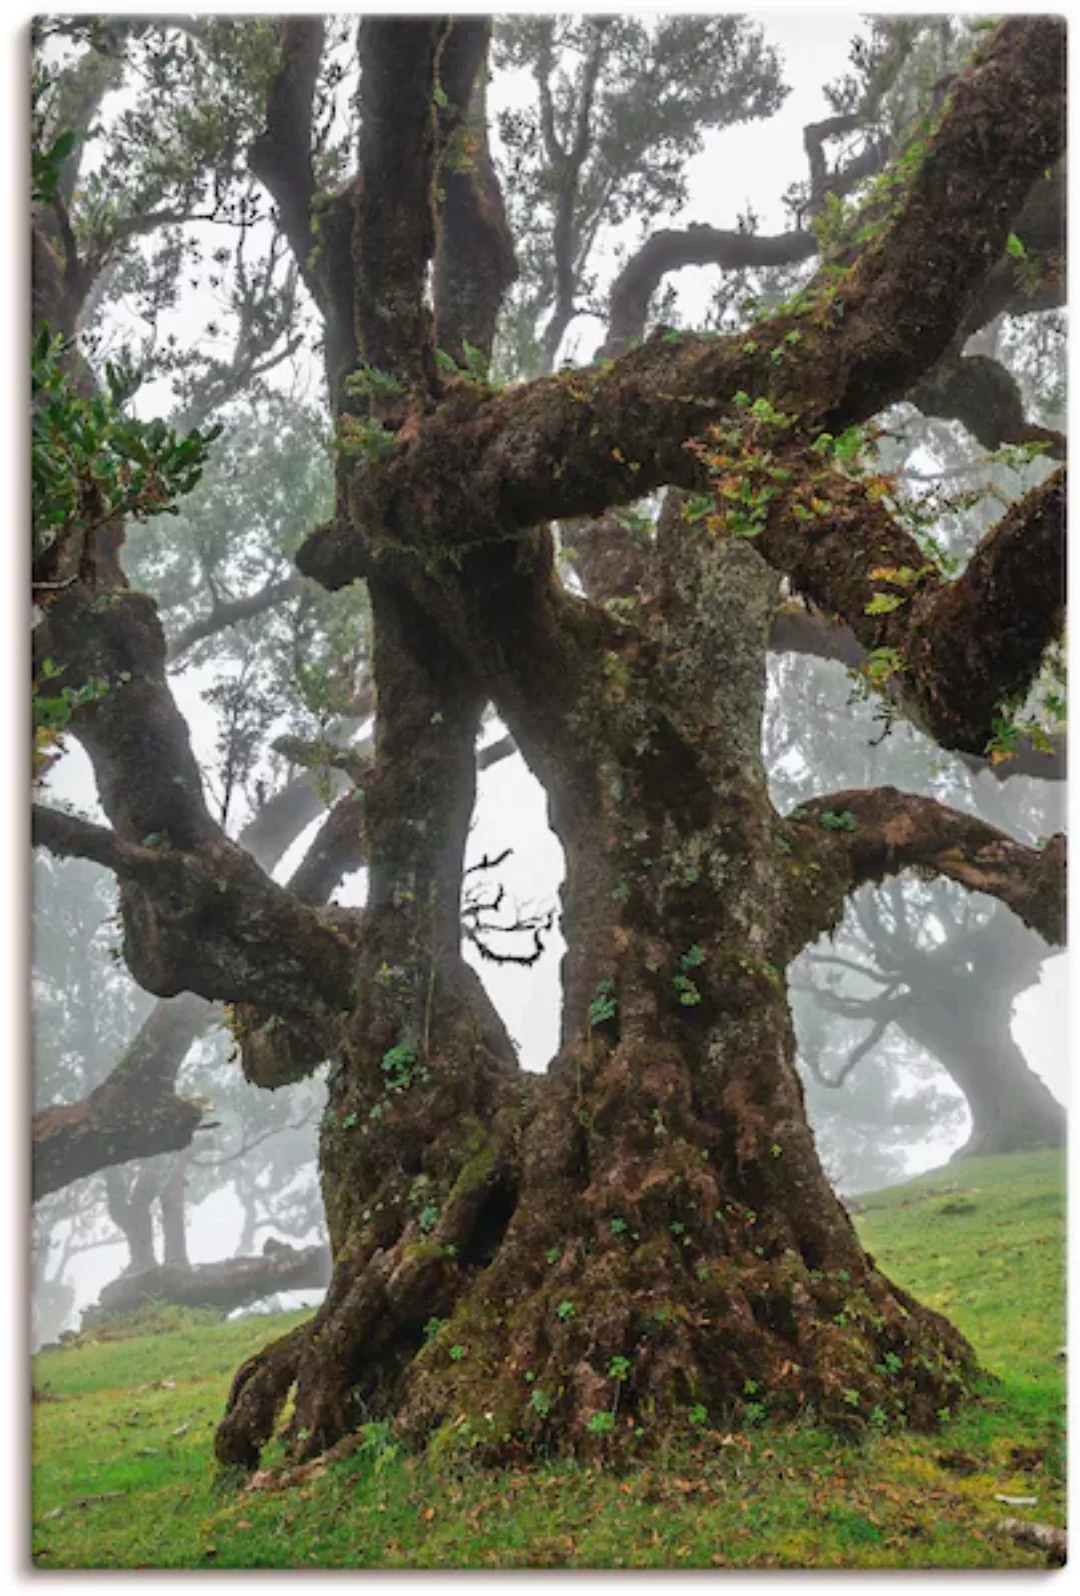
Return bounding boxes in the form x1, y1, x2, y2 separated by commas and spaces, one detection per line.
24, 7, 1069, 1313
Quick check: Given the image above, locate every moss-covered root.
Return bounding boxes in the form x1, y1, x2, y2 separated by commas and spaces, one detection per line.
214, 1123, 526, 1470
214, 1321, 309, 1469
390, 1211, 977, 1466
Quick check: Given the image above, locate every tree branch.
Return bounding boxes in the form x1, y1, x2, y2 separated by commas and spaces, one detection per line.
349, 18, 448, 393
904, 467, 1064, 755
32, 991, 213, 1203
768, 600, 1065, 782
85, 1242, 332, 1324
812, 1010, 898, 1090
786, 787, 1065, 950
432, 21, 518, 365
300, 19, 1064, 601
248, 18, 326, 316
166, 574, 302, 663
602, 226, 818, 357
910, 354, 1064, 459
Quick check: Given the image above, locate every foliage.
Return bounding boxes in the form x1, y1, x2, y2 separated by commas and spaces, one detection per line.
32, 325, 221, 572
33, 663, 110, 781
492, 14, 786, 375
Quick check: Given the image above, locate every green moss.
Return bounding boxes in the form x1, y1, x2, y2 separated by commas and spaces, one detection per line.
446, 1138, 499, 1205
400, 1240, 447, 1269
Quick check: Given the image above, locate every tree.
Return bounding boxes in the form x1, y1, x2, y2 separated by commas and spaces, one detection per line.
798, 883, 1065, 1162
32, 17, 1065, 1471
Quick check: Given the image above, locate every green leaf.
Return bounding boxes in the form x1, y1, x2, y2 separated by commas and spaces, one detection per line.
865, 592, 905, 615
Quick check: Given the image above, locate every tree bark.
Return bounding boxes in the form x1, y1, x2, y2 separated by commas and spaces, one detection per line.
217, 527, 979, 1469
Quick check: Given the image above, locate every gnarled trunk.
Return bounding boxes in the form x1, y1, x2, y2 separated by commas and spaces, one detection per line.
216, 527, 976, 1470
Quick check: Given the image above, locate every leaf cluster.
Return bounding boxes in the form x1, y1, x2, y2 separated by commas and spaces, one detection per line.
32, 324, 221, 569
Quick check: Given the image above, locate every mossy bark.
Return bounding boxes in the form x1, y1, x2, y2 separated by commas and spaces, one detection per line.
217, 522, 976, 1470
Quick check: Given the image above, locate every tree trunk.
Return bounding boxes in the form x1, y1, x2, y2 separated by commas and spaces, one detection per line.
159, 1155, 190, 1268
104, 1166, 159, 1276
899, 1000, 1065, 1160
216, 525, 976, 1470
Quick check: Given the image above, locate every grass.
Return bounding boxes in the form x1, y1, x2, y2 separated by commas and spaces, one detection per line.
31, 1149, 1065, 1569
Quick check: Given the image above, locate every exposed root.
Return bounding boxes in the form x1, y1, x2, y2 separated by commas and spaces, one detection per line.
214, 1322, 309, 1469
214, 1122, 526, 1469
215, 1053, 977, 1473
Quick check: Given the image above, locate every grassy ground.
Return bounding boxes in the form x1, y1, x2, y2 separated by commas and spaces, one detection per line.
31, 1148, 1066, 1569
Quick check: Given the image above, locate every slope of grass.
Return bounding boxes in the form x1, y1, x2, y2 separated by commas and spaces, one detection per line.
31, 1149, 1066, 1569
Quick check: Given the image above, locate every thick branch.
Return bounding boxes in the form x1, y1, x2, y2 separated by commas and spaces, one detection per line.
34, 801, 356, 1022
300, 19, 1064, 595
768, 601, 1065, 782
787, 787, 1065, 950
248, 19, 325, 315
286, 791, 368, 906
350, 18, 448, 391
904, 467, 1065, 755
31, 805, 134, 874
32, 993, 212, 1203
432, 22, 518, 364
603, 227, 818, 356
957, 160, 1065, 338
31, 731, 371, 1201
85, 1242, 332, 1324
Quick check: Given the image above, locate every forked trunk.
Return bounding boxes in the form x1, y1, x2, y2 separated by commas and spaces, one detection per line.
216, 524, 976, 1469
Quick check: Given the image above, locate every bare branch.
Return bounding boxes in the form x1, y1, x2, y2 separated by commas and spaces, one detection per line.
166, 574, 302, 663
810, 1011, 898, 1091
603, 227, 817, 357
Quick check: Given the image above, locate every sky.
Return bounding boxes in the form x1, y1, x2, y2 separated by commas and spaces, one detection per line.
25, 4, 1069, 1308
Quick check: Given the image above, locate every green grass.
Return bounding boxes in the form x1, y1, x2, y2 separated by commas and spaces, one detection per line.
32, 1149, 1066, 1569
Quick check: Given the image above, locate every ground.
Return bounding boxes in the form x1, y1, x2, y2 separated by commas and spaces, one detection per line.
31, 1148, 1065, 1570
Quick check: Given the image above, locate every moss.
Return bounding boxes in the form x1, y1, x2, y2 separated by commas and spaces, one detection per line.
399, 1240, 446, 1269
446, 1136, 499, 1205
